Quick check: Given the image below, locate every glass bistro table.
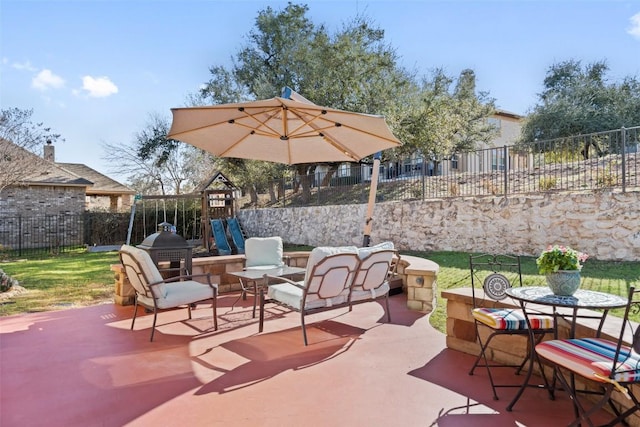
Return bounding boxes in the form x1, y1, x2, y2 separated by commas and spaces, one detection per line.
504, 286, 628, 411
229, 266, 306, 320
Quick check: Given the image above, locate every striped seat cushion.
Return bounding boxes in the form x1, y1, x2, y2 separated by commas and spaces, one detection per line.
472, 307, 554, 330
536, 338, 640, 383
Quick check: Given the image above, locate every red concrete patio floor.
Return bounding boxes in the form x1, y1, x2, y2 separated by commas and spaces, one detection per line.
1, 293, 611, 426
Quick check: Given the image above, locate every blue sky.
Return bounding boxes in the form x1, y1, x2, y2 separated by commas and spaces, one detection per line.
2, 0, 639, 180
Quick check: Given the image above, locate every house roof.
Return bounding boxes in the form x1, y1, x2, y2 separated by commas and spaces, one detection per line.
1, 139, 133, 194
0, 139, 93, 187
57, 163, 135, 195
494, 109, 524, 120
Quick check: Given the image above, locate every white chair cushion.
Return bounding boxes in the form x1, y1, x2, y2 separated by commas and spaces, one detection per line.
120, 244, 167, 298
245, 237, 284, 267
140, 280, 216, 309
267, 281, 349, 311
351, 281, 391, 302
304, 246, 358, 285
356, 241, 394, 259
352, 247, 394, 294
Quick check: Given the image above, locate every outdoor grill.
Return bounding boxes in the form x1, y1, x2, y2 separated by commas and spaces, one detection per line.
137, 222, 193, 276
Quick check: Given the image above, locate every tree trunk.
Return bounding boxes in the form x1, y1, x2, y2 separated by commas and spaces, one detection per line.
320, 165, 337, 186
249, 185, 258, 205
268, 182, 277, 203
295, 165, 314, 203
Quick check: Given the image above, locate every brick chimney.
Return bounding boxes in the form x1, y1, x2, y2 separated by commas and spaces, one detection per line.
43, 140, 55, 162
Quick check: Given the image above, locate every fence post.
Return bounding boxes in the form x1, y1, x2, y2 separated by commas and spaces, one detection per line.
621, 127, 627, 193
18, 215, 22, 257
282, 175, 286, 207
503, 145, 509, 198
422, 156, 426, 200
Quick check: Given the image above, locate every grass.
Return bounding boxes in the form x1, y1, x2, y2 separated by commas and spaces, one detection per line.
411, 251, 640, 333
1, 249, 639, 333
0, 249, 120, 316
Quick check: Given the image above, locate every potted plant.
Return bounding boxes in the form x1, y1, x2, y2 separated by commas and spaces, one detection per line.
536, 245, 588, 296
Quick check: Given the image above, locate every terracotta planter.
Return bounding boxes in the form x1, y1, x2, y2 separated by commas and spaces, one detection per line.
545, 270, 581, 296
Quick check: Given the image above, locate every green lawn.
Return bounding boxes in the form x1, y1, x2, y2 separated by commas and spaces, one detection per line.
1, 249, 638, 333
0, 250, 120, 316
413, 251, 640, 332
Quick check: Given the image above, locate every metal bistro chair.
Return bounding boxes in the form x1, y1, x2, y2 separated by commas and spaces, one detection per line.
119, 244, 218, 341
468, 253, 555, 400
536, 286, 640, 426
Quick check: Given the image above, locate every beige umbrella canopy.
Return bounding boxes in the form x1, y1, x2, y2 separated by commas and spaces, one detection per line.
167, 96, 401, 165
167, 90, 401, 246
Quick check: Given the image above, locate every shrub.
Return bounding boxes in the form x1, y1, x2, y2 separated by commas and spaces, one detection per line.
539, 177, 557, 190
0, 269, 19, 292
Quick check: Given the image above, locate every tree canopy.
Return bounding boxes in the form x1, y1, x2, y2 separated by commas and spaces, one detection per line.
117, 3, 497, 201
190, 3, 496, 202
520, 59, 640, 144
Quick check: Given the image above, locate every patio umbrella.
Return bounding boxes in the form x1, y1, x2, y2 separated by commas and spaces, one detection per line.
167, 88, 401, 245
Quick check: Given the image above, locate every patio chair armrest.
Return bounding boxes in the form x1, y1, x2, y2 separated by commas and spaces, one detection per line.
150, 273, 215, 287
263, 274, 305, 290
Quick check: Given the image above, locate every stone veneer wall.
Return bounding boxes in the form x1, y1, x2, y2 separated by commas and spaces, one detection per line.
237, 191, 640, 261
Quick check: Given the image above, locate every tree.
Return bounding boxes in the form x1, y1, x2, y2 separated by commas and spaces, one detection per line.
195, 3, 415, 203
396, 68, 497, 162
149, 3, 496, 203
520, 59, 640, 156
0, 108, 64, 192
103, 114, 208, 195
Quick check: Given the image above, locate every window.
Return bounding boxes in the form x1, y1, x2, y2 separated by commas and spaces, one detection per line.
491, 149, 505, 171
487, 117, 502, 137
338, 163, 350, 177
451, 154, 459, 170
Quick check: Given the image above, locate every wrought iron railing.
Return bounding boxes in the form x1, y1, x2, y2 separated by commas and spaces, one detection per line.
258, 126, 639, 207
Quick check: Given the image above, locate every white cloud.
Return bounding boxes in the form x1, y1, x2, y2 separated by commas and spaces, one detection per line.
81, 75, 118, 98
32, 69, 65, 90
12, 60, 37, 72
628, 12, 640, 39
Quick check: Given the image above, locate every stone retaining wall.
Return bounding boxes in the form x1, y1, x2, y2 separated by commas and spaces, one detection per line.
238, 191, 640, 261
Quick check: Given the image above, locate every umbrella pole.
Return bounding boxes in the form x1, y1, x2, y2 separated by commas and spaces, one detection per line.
363, 153, 381, 247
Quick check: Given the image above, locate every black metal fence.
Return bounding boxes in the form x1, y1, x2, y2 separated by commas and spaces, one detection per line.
0, 197, 207, 258
0, 214, 85, 258
2, 126, 638, 257
260, 126, 639, 207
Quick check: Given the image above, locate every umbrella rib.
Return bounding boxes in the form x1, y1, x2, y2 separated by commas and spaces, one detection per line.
286, 109, 376, 161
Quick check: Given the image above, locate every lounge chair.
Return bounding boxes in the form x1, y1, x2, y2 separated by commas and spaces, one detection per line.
119, 244, 218, 341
